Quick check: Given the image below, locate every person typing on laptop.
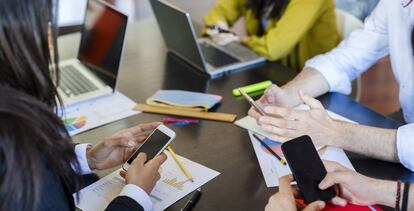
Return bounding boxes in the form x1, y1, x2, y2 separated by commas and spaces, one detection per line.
151, 0, 268, 77
204, 0, 341, 71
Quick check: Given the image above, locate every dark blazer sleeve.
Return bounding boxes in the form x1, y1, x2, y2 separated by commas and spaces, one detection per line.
105, 196, 145, 211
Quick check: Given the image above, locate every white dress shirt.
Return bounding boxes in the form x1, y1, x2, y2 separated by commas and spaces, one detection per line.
305, 0, 414, 171
74, 144, 153, 211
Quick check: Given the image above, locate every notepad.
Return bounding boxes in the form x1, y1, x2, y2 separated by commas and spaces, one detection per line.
146, 90, 222, 111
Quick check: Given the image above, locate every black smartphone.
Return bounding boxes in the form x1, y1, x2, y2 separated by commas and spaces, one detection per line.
281, 135, 336, 204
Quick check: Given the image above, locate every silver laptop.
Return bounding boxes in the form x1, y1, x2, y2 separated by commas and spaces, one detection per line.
58, 0, 128, 105
150, 0, 266, 78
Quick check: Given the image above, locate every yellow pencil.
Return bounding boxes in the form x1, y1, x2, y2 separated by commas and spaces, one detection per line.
317, 145, 328, 155
167, 146, 194, 182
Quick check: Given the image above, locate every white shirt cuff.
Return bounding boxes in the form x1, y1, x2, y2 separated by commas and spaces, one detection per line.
396, 124, 414, 171
119, 184, 153, 211
74, 143, 93, 175
305, 53, 352, 95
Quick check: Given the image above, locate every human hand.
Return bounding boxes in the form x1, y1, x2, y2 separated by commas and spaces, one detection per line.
86, 122, 161, 170
265, 175, 326, 211
206, 21, 239, 45
120, 153, 168, 194
248, 84, 295, 120
255, 90, 338, 144
320, 161, 396, 207
207, 30, 239, 45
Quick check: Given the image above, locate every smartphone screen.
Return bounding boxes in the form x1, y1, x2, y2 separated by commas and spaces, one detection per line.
127, 129, 171, 164
281, 136, 336, 204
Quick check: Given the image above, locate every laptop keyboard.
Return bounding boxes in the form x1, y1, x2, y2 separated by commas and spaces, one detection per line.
60, 65, 98, 97
199, 42, 240, 68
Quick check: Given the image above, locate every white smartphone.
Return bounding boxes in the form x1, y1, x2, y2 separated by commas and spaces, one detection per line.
122, 124, 176, 171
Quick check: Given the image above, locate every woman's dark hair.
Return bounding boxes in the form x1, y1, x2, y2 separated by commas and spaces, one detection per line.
246, 0, 289, 20
0, 86, 81, 211
0, 0, 62, 109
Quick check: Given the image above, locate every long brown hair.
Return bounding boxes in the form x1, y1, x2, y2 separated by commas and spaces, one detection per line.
0, 0, 62, 109
0, 86, 82, 211
246, 0, 289, 19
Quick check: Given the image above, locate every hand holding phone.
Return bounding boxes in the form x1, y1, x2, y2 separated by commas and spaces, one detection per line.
122, 125, 175, 171
281, 135, 336, 204
123, 152, 168, 194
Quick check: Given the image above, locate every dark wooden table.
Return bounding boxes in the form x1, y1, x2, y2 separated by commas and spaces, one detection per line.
59, 19, 414, 211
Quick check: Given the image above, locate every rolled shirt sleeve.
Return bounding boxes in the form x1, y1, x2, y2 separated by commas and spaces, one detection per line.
397, 124, 414, 171
119, 184, 153, 211
74, 143, 93, 175
304, 1, 389, 94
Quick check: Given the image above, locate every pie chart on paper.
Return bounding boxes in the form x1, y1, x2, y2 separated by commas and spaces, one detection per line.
64, 116, 87, 132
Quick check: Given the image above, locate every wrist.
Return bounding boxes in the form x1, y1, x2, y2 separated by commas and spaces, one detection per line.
216, 20, 228, 29
280, 86, 300, 108
374, 179, 397, 207
86, 145, 97, 170
328, 120, 345, 147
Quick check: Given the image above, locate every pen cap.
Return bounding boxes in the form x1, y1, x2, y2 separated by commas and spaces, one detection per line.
232, 80, 272, 96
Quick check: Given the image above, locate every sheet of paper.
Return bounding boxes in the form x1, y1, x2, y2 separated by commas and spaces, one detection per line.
235, 104, 357, 139
249, 131, 355, 187
74, 152, 220, 211
236, 105, 357, 187
59, 91, 140, 136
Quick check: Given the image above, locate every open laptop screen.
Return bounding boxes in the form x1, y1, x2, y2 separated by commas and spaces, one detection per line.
150, 0, 206, 71
77, 0, 128, 89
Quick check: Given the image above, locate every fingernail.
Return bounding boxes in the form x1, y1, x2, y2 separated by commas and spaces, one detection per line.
318, 181, 325, 189
318, 201, 326, 209
128, 140, 135, 147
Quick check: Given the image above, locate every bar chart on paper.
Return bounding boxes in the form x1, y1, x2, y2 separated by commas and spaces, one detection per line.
162, 178, 191, 190
75, 152, 220, 211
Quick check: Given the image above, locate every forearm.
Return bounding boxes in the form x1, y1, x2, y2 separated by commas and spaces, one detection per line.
333, 121, 398, 163
282, 68, 330, 106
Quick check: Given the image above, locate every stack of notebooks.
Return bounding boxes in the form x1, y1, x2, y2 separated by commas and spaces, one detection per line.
135, 90, 237, 123
146, 90, 223, 112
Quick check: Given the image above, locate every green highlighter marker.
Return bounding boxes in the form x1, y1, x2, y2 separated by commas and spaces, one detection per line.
232, 80, 272, 97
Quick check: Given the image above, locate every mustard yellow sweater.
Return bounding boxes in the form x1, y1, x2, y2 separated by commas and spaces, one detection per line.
204, 0, 341, 72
